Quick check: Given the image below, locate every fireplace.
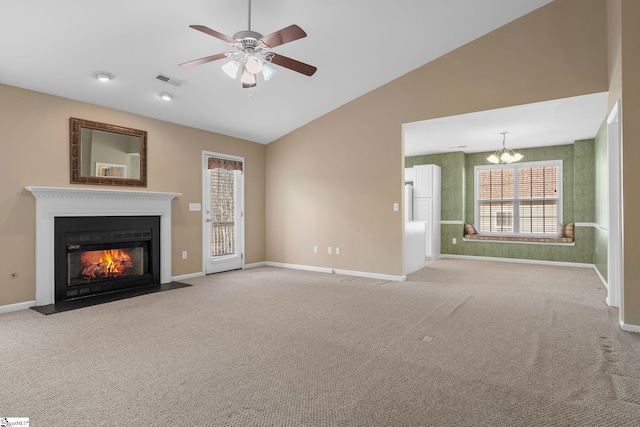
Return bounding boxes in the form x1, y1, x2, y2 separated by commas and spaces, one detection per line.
26, 187, 181, 306
54, 216, 161, 302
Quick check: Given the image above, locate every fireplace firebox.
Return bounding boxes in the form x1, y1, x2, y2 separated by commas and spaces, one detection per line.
55, 216, 161, 303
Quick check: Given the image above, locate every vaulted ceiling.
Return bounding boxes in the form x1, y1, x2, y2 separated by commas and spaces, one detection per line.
0, 1, 555, 144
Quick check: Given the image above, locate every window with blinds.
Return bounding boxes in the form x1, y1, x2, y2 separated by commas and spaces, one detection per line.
210, 167, 236, 257
475, 160, 562, 235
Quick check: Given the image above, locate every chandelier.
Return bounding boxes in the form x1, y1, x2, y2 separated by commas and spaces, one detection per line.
487, 132, 523, 164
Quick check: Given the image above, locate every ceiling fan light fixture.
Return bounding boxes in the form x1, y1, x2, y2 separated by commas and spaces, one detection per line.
222, 60, 241, 78
245, 55, 263, 74
261, 62, 277, 81
240, 67, 256, 86
180, 0, 316, 89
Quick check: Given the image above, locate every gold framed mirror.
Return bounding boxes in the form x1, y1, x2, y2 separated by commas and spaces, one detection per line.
70, 117, 147, 187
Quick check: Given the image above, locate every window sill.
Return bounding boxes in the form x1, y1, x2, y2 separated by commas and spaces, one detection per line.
463, 235, 575, 246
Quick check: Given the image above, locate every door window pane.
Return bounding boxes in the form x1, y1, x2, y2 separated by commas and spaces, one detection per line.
210, 168, 236, 257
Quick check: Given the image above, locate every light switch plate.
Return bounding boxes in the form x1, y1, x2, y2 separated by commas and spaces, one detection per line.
189, 203, 201, 211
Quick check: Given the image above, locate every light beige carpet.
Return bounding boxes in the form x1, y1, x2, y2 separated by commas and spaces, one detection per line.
1, 259, 640, 426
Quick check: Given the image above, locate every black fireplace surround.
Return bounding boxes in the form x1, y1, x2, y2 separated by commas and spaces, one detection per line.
54, 216, 161, 303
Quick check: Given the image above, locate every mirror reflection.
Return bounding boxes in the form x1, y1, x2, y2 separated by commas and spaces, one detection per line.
70, 117, 147, 187
80, 129, 141, 179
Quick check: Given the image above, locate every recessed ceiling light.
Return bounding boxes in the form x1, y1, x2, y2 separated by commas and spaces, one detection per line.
93, 71, 113, 82
159, 92, 174, 101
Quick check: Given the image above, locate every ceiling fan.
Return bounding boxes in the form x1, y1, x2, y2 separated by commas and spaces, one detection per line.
179, 0, 317, 88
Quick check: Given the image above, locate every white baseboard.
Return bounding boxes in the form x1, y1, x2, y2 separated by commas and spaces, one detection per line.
620, 320, 640, 333
442, 254, 593, 269
244, 262, 266, 269
172, 263, 267, 279
0, 300, 36, 314
171, 272, 204, 281
265, 262, 333, 274
593, 266, 608, 291
332, 269, 405, 282
265, 262, 405, 281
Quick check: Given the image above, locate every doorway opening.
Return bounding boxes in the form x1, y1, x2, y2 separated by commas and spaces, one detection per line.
202, 152, 244, 274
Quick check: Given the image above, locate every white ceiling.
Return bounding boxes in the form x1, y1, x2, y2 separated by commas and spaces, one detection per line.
0, 0, 553, 144
404, 92, 609, 157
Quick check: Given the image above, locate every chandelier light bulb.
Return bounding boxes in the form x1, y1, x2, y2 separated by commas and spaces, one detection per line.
487, 132, 523, 164
500, 151, 512, 163
487, 154, 500, 164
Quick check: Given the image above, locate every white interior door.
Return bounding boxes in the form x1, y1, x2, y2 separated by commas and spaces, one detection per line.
203, 153, 244, 274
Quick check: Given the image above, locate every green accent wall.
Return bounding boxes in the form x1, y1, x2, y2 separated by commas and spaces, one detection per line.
574, 139, 595, 222
440, 224, 595, 263
406, 135, 607, 268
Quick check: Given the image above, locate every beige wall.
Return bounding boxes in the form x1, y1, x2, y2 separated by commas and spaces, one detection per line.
265, 0, 608, 277
0, 83, 265, 306
614, 0, 640, 326
607, 0, 622, 110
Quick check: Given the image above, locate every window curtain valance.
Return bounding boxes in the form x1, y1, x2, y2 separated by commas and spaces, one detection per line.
207, 157, 243, 171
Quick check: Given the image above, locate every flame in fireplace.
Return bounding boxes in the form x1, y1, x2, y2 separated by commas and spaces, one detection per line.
80, 249, 134, 280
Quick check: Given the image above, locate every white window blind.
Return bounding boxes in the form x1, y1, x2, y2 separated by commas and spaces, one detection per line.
210, 167, 236, 257
475, 160, 562, 235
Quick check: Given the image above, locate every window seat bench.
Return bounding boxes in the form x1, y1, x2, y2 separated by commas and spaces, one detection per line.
463, 223, 575, 244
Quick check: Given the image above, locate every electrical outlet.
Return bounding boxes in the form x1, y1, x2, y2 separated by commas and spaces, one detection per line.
452, 238, 457, 245
181, 250, 188, 259
328, 246, 332, 254
313, 245, 318, 253
336, 247, 341, 255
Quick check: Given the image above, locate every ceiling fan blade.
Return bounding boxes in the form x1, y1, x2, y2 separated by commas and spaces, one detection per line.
267, 53, 317, 76
259, 24, 307, 49
189, 25, 238, 45
179, 52, 231, 69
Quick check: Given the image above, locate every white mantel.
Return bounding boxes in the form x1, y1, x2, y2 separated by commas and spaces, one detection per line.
26, 186, 181, 306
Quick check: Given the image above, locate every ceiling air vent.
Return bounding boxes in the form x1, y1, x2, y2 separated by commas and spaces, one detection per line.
156, 73, 185, 87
